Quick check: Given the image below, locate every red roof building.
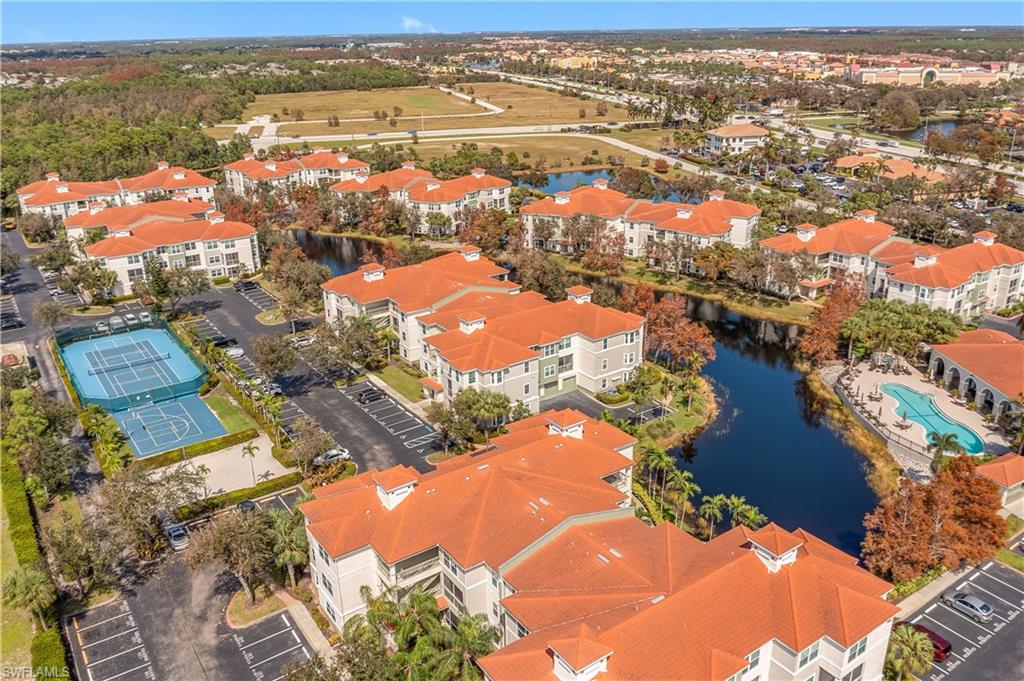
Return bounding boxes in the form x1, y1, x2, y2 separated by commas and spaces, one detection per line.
223, 149, 369, 193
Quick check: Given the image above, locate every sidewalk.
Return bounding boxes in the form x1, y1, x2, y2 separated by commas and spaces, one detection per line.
895, 566, 972, 618
363, 372, 431, 421
276, 590, 334, 658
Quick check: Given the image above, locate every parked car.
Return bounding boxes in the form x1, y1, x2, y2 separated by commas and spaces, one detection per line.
894, 621, 951, 662
123, 312, 138, 325
200, 334, 235, 348
109, 315, 126, 331
225, 346, 245, 359
941, 590, 993, 622
0, 317, 25, 330
164, 523, 190, 550
139, 311, 152, 323
356, 388, 385, 404
236, 500, 258, 513
314, 447, 352, 466
233, 279, 259, 292
289, 335, 315, 349
95, 320, 111, 333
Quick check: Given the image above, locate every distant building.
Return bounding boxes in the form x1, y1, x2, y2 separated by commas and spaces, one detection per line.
16, 162, 216, 220
846, 62, 1016, 86
704, 123, 770, 156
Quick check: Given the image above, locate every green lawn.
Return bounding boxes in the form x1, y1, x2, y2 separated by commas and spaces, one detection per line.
998, 514, 1024, 572
374, 365, 425, 403
0, 500, 34, 670
204, 391, 258, 434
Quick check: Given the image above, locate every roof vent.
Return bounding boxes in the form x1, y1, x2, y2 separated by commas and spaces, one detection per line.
361, 263, 385, 282
172, 171, 186, 181
56, 184, 69, 194
156, 161, 170, 171
528, 501, 539, 510
355, 174, 368, 184
458, 244, 481, 262
477, 463, 490, 470
566, 285, 592, 304
471, 167, 486, 178
554, 192, 570, 205
707, 189, 725, 202
401, 161, 416, 170
913, 253, 937, 268
459, 315, 485, 335
265, 162, 277, 172
426, 181, 442, 191
650, 595, 665, 604
208, 211, 225, 224
596, 554, 609, 563
795, 223, 818, 242
608, 548, 622, 558
45, 172, 60, 182
538, 497, 550, 506
675, 207, 693, 219
242, 152, 255, 161
593, 178, 609, 190
973, 230, 997, 246
88, 201, 105, 215
172, 191, 189, 202
337, 153, 349, 164
854, 209, 877, 223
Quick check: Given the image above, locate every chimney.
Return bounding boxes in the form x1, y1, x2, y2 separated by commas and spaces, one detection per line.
401, 161, 416, 170
795, 223, 818, 242
337, 153, 349, 164
458, 245, 481, 262
707, 189, 725, 202
88, 201, 105, 215
593, 178, 609, 190
566, 285, 592, 304
854, 209, 877, 223
470, 167, 486, 178
360, 263, 385, 282
242, 152, 255, 161
56, 184, 70, 194
554, 191, 570, 205
973, 230, 997, 246
914, 253, 938, 268
675, 207, 693, 220
45, 172, 60, 182
156, 161, 170, 171
458, 314, 485, 335
172, 191, 189, 202
172, 171, 186, 180
265, 162, 277, 172
208, 211, 225, 224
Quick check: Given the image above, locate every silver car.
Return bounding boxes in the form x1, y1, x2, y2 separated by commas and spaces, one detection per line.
164, 523, 189, 551
942, 590, 993, 622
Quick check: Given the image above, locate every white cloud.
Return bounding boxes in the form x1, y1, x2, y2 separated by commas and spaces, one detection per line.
400, 16, 438, 34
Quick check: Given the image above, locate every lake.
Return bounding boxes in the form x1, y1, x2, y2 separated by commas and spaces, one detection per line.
890, 119, 962, 142
518, 169, 686, 203
294, 232, 877, 554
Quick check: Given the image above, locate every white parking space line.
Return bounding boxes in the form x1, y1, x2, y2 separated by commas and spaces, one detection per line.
82, 628, 138, 648
87, 644, 145, 667
75, 611, 131, 632
239, 627, 293, 650
91, 662, 152, 681
249, 643, 304, 669
391, 422, 425, 436
976, 568, 1024, 597
936, 603, 997, 636
916, 614, 981, 647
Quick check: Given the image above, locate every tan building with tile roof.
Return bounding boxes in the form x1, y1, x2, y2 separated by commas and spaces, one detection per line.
975, 453, 1024, 514
929, 329, 1024, 421
223, 148, 369, 193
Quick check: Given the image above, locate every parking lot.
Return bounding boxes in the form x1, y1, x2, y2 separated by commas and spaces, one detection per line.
66, 598, 155, 681
229, 612, 311, 681
338, 383, 438, 453
253, 487, 304, 513
39, 267, 85, 307
0, 294, 23, 327
904, 560, 1023, 681
236, 283, 278, 312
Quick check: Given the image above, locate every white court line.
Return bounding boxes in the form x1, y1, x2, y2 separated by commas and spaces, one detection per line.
91, 662, 151, 681
249, 643, 303, 669
976, 568, 1024, 597
87, 644, 145, 667
239, 627, 292, 650
82, 628, 138, 649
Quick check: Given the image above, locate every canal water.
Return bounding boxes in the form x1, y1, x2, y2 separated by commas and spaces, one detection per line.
293, 231, 877, 555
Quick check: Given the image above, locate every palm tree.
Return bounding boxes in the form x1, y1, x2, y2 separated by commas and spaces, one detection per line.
734, 503, 767, 529
343, 585, 400, 643
241, 441, 260, 486
885, 624, 935, 681
726, 494, 748, 528
268, 509, 307, 589
640, 442, 674, 505
665, 469, 701, 528
698, 493, 727, 539
379, 327, 399, 364
427, 609, 501, 681
394, 587, 442, 651
927, 432, 965, 475
2, 563, 56, 629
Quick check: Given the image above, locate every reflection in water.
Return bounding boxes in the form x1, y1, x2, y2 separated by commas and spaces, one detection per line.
295, 233, 877, 555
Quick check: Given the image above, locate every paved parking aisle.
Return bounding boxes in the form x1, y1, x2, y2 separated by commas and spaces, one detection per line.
66, 599, 155, 681
237, 285, 278, 312
0, 294, 22, 320
906, 560, 1023, 681
255, 487, 304, 513
338, 383, 438, 452
229, 612, 311, 681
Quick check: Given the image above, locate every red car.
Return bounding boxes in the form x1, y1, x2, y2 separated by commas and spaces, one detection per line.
894, 621, 951, 662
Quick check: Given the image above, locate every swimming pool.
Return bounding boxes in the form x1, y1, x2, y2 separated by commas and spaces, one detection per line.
880, 383, 985, 454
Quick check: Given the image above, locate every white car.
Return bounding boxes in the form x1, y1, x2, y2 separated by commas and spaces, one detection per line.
123, 313, 138, 325
314, 447, 352, 466
139, 311, 152, 323
289, 335, 315, 349
225, 347, 245, 359
94, 320, 110, 333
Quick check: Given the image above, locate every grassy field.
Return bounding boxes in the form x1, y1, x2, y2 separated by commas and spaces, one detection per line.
610, 127, 680, 152
205, 390, 258, 434
402, 135, 651, 169
273, 82, 630, 137
236, 86, 481, 122
0, 501, 33, 671
204, 126, 240, 141
374, 365, 425, 403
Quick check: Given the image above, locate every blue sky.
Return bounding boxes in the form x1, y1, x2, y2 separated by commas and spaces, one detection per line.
2, 1, 1021, 45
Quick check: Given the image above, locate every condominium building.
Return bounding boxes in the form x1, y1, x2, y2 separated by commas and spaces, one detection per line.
521, 181, 759, 260
82, 213, 260, 295
321, 246, 518, 363
330, 163, 512, 236
64, 195, 215, 242
223, 149, 370, 194
300, 411, 899, 681
834, 154, 948, 185
16, 162, 216, 219
704, 123, 770, 156
419, 284, 644, 409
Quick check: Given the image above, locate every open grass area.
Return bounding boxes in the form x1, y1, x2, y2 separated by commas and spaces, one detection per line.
226, 587, 285, 628
204, 389, 258, 434
610, 127, 681, 152
255, 307, 286, 325
70, 305, 115, 317
374, 365, 425, 403
403, 134, 651, 169
0, 500, 34, 671
236, 86, 482, 122
204, 125, 241, 141
998, 514, 1024, 572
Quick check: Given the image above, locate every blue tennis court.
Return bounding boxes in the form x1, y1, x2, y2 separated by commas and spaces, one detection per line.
60, 327, 226, 458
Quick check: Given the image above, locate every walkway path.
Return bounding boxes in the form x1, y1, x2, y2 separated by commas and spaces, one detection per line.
156, 432, 287, 497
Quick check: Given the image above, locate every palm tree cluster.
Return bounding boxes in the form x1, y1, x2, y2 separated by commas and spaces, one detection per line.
341, 585, 501, 681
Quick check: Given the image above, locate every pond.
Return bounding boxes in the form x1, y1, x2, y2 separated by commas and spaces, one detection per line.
889, 119, 962, 142
293, 232, 878, 555
518, 169, 685, 203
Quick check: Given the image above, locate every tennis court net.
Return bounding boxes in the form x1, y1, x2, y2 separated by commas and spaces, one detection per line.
88, 352, 172, 375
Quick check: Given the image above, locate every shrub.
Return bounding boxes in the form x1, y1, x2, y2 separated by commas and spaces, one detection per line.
212, 275, 231, 286
1, 442, 43, 564
30, 628, 69, 680
174, 471, 304, 521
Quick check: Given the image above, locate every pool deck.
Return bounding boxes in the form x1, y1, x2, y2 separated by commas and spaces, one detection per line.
846, 363, 1013, 462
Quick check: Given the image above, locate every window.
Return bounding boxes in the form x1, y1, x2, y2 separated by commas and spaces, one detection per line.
208, 254, 222, 265
127, 268, 145, 281
543, 365, 556, 379
847, 637, 867, 663
524, 384, 531, 395
557, 355, 573, 372
558, 337, 570, 351
623, 352, 636, 364
440, 550, 463, 577
522, 361, 530, 372
319, 572, 334, 596
467, 372, 476, 384
442, 574, 464, 606
491, 573, 499, 590
323, 600, 338, 622
492, 603, 499, 618
601, 378, 608, 389
317, 543, 329, 563
602, 339, 609, 350
491, 371, 503, 384
514, 618, 528, 638
626, 331, 638, 344
225, 252, 240, 265
798, 641, 820, 668
127, 254, 142, 265
601, 358, 609, 371
170, 244, 183, 254
185, 254, 201, 268
842, 664, 863, 681
205, 240, 219, 249
543, 344, 557, 357
745, 649, 760, 672
222, 240, 236, 249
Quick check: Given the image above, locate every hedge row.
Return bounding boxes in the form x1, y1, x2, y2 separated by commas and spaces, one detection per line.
30, 629, 68, 680
174, 471, 304, 521
0, 443, 42, 564
135, 428, 260, 471
48, 340, 81, 409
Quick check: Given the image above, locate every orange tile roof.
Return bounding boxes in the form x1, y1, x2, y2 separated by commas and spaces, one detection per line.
321, 251, 516, 313
520, 184, 634, 219
836, 154, 948, 184
223, 157, 303, 180
749, 522, 803, 554
119, 165, 216, 192
64, 199, 214, 232
407, 172, 511, 204
871, 240, 945, 266
931, 331, 1024, 399
501, 408, 637, 453
417, 290, 550, 334
299, 411, 633, 566
976, 453, 1024, 488
369, 465, 419, 491
420, 376, 443, 392
547, 625, 614, 670
292, 150, 370, 171
84, 218, 255, 258
329, 166, 433, 194
17, 165, 213, 207
706, 123, 770, 137
565, 285, 592, 296
480, 520, 897, 681
887, 239, 1024, 289
761, 216, 895, 256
